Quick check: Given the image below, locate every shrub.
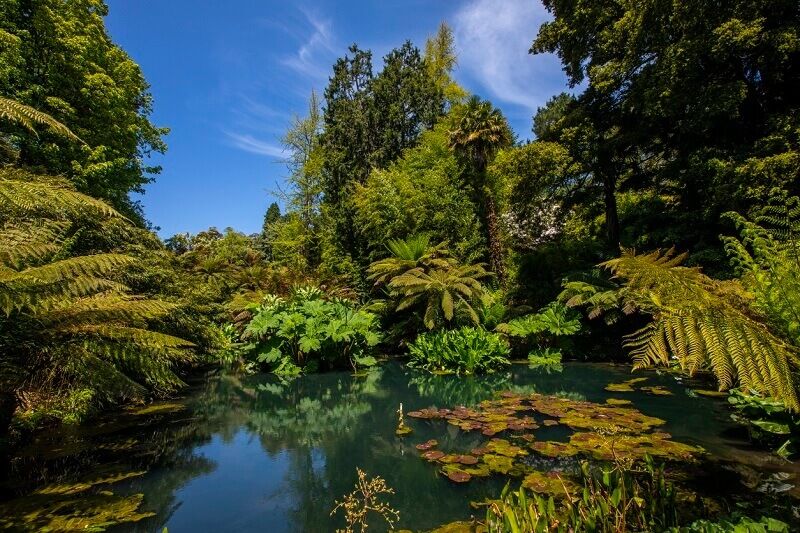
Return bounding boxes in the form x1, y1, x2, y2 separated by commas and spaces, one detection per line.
497, 302, 581, 360
407, 327, 510, 375
241, 286, 382, 375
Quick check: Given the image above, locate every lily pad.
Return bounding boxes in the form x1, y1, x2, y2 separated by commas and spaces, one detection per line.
416, 439, 439, 451
605, 398, 633, 406
641, 386, 673, 396
568, 431, 703, 462
693, 389, 728, 398
604, 377, 649, 392
485, 438, 527, 457
422, 450, 445, 461
441, 464, 471, 483
482, 454, 515, 474
522, 471, 579, 497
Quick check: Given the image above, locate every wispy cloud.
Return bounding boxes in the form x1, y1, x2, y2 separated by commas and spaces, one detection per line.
224, 131, 285, 158
281, 10, 337, 80
453, 0, 565, 112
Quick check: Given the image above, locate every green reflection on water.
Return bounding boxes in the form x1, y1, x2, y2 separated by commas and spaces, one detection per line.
0, 362, 796, 532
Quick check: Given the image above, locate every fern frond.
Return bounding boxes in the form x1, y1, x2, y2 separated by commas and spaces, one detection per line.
0, 168, 123, 220
0, 221, 67, 267
0, 96, 83, 143
611, 248, 800, 410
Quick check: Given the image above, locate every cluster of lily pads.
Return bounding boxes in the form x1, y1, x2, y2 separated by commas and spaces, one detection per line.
604, 376, 673, 395
406, 391, 703, 493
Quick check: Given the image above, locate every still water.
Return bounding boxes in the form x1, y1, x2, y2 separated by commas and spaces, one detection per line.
1, 362, 793, 531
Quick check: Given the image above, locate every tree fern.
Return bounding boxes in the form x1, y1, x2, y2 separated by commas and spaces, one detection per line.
722, 195, 800, 346
0, 96, 82, 143
389, 263, 490, 330
602, 248, 800, 410
367, 234, 452, 286
0, 166, 192, 427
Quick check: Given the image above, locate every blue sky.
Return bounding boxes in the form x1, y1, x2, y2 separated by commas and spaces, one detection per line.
106, 0, 570, 237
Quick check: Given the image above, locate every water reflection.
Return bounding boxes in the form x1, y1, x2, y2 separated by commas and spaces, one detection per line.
1, 363, 796, 532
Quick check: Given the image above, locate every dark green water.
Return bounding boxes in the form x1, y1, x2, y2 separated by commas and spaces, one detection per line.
2, 362, 796, 531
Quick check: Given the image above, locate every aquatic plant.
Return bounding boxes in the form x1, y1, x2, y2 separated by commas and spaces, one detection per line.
408, 391, 704, 490
407, 327, 511, 375
728, 388, 800, 459
484, 457, 680, 532
330, 468, 400, 533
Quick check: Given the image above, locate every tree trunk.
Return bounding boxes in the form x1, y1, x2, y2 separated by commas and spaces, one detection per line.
0, 390, 17, 440
603, 172, 620, 251
484, 193, 505, 284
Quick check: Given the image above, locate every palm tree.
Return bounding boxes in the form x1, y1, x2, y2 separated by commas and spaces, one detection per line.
448, 96, 512, 282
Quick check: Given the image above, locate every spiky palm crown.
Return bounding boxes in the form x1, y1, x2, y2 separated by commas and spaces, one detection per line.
448, 96, 512, 172
603, 248, 800, 410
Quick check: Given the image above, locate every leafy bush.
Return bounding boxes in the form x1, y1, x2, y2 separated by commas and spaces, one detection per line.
728, 389, 800, 459
527, 347, 563, 367
497, 302, 581, 360
407, 327, 510, 375
240, 286, 382, 375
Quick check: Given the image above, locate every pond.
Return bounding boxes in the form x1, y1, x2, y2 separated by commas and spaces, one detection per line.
1, 362, 798, 532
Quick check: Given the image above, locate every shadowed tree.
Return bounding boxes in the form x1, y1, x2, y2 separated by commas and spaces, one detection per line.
448, 96, 513, 281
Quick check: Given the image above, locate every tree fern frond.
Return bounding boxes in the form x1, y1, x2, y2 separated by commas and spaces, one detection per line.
612, 248, 800, 410
0, 168, 123, 220
0, 96, 83, 143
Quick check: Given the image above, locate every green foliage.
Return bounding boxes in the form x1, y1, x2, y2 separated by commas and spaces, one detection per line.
240, 286, 382, 374
353, 123, 485, 263
498, 302, 581, 361
423, 23, 467, 107
388, 259, 490, 331
531, 0, 800, 261
490, 141, 581, 249
498, 302, 581, 338
526, 348, 563, 367
367, 235, 491, 332
0, 166, 193, 428
485, 458, 680, 532
0, 96, 82, 143
0, 0, 168, 220
601, 248, 800, 411
728, 389, 800, 459
321, 40, 445, 267
723, 195, 800, 347
407, 327, 510, 375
